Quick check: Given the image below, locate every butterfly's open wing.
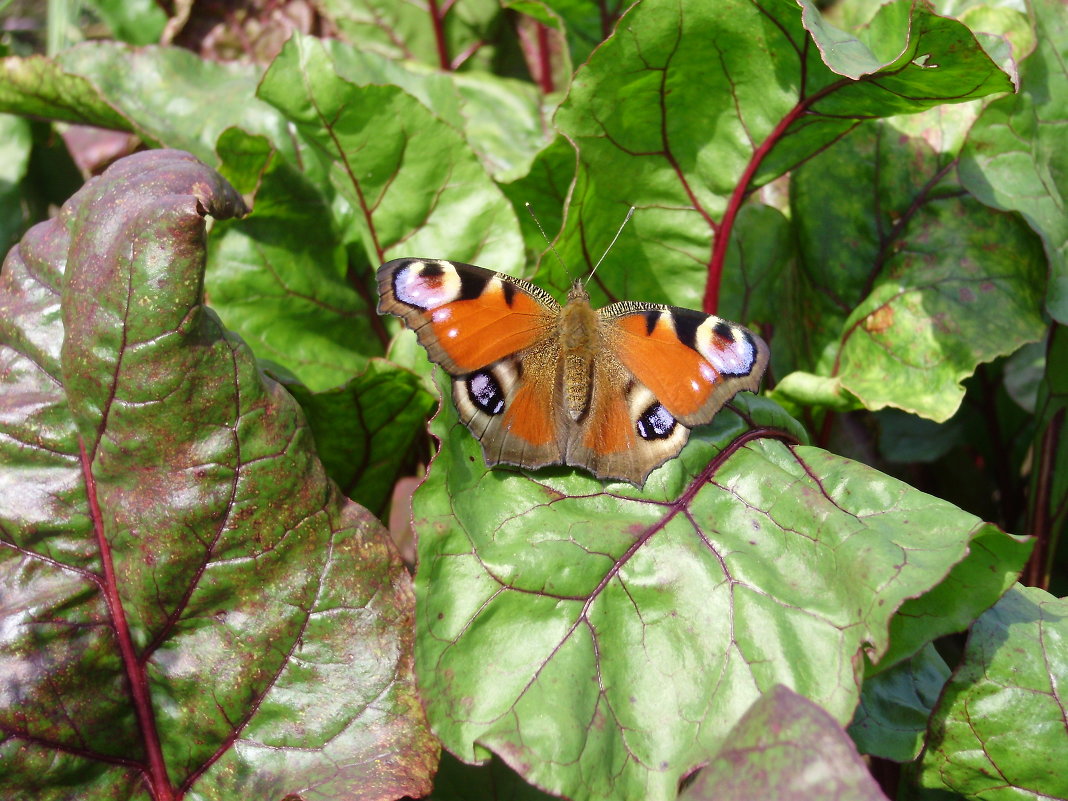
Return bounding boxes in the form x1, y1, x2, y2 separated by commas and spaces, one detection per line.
377, 258, 566, 472
570, 302, 768, 485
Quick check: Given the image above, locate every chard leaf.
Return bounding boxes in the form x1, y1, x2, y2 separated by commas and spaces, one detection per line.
0, 150, 437, 800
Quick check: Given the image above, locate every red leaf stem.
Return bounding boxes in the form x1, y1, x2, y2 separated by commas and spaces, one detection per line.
428, 0, 451, 71
535, 22, 554, 94
79, 436, 174, 801
704, 79, 849, 314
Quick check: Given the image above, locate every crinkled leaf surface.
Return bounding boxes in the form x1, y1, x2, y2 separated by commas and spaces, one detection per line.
679, 685, 889, 801
258, 34, 523, 275
915, 585, 1068, 799
960, 0, 1068, 324
319, 39, 554, 183
0, 150, 436, 800
412, 373, 1028, 801
551, 0, 1014, 314
790, 121, 1047, 421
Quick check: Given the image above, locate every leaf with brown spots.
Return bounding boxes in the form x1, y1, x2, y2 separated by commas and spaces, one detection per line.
0, 150, 437, 800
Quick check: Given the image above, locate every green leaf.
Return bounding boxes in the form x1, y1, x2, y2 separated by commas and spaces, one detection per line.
0, 150, 437, 799
259, 34, 524, 273
82, 0, 168, 45
849, 643, 951, 763
281, 360, 436, 517
0, 52, 131, 130
791, 121, 1047, 422
551, 0, 1013, 316
0, 112, 32, 255
914, 585, 1068, 799
0, 44, 292, 166
681, 686, 890, 801
718, 203, 792, 325
321, 39, 554, 183
880, 523, 1030, 671
960, 0, 1068, 324
319, 0, 504, 71
499, 134, 577, 264
413, 373, 1022, 801
208, 129, 381, 391
56, 44, 291, 166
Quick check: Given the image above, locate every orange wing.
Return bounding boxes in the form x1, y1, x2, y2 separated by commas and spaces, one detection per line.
601, 302, 769, 427
377, 258, 559, 374
378, 258, 566, 471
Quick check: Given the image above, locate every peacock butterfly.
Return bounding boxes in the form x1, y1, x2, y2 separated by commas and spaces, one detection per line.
377, 258, 769, 486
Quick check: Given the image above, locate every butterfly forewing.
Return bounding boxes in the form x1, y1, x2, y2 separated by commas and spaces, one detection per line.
377, 258, 557, 375
378, 258, 569, 471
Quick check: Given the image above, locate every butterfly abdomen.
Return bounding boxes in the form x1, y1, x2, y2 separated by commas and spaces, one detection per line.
559, 292, 601, 423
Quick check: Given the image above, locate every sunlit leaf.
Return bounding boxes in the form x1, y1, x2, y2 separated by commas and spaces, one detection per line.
0, 150, 437, 800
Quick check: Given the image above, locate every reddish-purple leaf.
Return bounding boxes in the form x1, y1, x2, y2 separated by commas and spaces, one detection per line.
0, 150, 437, 800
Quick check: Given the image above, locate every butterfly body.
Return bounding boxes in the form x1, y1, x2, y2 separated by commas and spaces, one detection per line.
377, 258, 768, 486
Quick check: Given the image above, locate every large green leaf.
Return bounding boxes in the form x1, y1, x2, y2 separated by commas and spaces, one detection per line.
960, 0, 1068, 323
258, 34, 524, 274
914, 585, 1068, 798
412, 373, 1028, 801
788, 121, 1047, 421
0, 150, 436, 799
320, 38, 555, 183
0, 44, 292, 167
552, 0, 1014, 316
208, 128, 379, 391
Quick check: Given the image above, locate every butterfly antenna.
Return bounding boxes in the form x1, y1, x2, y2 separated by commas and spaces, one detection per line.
586, 206, 635, 287
525, 203, 571, 279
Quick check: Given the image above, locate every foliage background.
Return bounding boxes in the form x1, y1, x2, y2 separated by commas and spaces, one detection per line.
0, 0, 1065, 800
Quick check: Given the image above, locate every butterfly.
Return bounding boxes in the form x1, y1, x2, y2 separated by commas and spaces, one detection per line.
377, 258, 769, 486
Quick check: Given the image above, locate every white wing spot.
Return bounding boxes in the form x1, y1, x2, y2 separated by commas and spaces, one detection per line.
394, 262, 460, 309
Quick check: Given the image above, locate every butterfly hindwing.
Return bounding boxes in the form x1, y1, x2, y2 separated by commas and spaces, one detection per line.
564, 353, 692, 485
451, 347, 564, 472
